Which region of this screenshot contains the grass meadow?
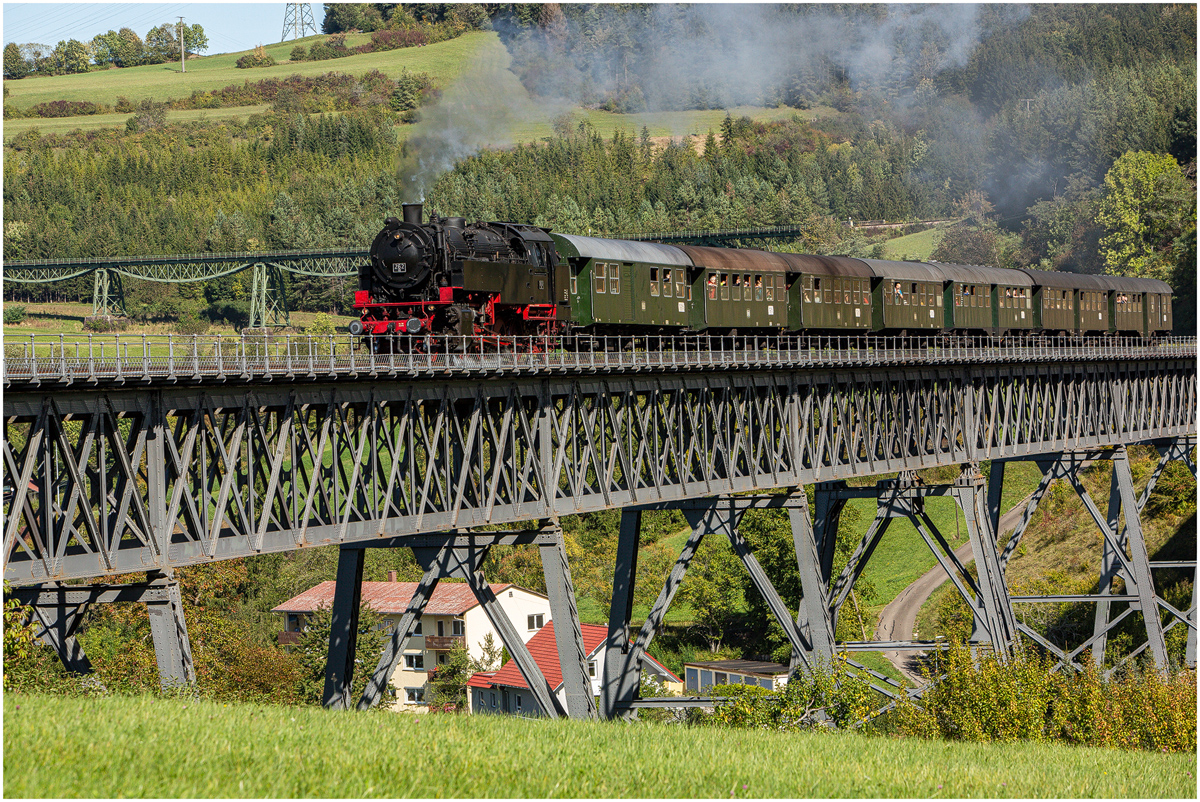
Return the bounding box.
[5,693,1195,798]
[881,226,947,261]
[2,31,489,111]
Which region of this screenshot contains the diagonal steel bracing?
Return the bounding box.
[3,357,1195,698]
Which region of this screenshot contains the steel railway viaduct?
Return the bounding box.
[3,336,1196,720]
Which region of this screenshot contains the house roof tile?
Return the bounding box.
[271,581,518,616]
[472,623,681,692]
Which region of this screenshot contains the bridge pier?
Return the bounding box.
[995,441,1195,673]
[11,571,195,689]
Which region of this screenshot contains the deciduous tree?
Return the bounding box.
[3,42,30,78]
[1097,150,1194,282]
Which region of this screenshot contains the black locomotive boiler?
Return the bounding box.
[353,203,568,346]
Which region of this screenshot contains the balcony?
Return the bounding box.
[423,635,465,651]
[278,631,301,646]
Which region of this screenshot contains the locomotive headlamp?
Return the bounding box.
[405,318,423,334]
[348,320,364,336]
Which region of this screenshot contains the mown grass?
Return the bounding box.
[4,693,1194,798]
[881,226,948,261]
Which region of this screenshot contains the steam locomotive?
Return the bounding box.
[352,203,1173,349]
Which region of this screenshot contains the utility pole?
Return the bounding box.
[177,16,186,73]
[282,3,318,42]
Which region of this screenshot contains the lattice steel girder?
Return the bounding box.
[3,249,366,284]
[4,358,1195,586]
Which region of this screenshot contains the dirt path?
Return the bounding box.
[873,494,1034,684]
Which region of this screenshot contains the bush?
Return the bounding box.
[3,304,28,324]
[174,312,210,335]
[892,643,1197,752]
[82,315,128,332]
[27,99,111,118]
[236,45,275,69]
[205,300,250,330]
[289,45,307,62]
[124,99,166,132]
[708,658,876,730]
[371,28,427,51]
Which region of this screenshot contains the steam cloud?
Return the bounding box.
[401,4,1031,203]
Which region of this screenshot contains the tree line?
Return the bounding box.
[3,23,208,79]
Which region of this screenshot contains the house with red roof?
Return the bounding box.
[467,621,683,716]
[273,574,550,708]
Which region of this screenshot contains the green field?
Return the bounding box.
[2,31,491,112]
[5,693,1194,798]
[881,226,948,261]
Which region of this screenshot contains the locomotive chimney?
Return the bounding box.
[401,203,423,225]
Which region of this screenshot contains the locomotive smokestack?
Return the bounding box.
[402,203,423,225]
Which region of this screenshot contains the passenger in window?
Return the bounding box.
[894,282,903,301]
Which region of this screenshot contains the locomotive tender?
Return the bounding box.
[354,203,1173,347]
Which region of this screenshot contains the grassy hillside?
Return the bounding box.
[5,693,1194,798]
[3,29,814,145]
[2,31,491,111]
[881,226,948,261]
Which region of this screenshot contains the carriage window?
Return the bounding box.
[570,274,577,295]
[843,282,851,305]
[610,266,620,295]
[708,273,717,299]
[765,278,774,302]
[755,275,764,301]
[803,277,813,303]
[720,273,729,301]
[732,274,742,301]
[594,262,606,294]
[650,267,659,296]
[687,283,692,301]
[832,279,840,304]
[663,269,672,297]
[936,290,942,306]
[744,274,751,297]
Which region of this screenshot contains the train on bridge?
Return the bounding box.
[353,203,1173,350]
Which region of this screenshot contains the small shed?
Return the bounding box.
[683,659,791,693]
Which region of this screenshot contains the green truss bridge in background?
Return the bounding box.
[3,248,370,329]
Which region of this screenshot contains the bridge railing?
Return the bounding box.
[2,333,1194,385]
